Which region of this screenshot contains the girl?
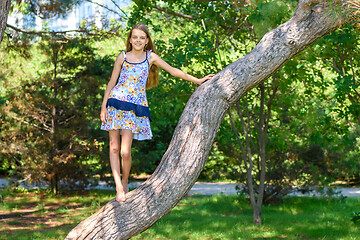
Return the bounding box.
[100,23,214,202]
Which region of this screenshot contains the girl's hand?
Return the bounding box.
[198,74,215,85]
[100,107,108,124]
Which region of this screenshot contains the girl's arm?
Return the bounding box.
[100,53,124,123]
[151,53,214,85]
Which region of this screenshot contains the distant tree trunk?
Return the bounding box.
[255,84,267,225]
[0,0,11,44]
[249,81,274,225]
[66,1,348,239]
[49,172,58,195]
[232,93,266,225]
[236,83,268,226]
[39,40,61,195]
[50,42,59,195]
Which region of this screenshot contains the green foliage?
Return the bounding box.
[199,144,239,181]
[0,35,115,192]
[351,211,360,224]
[248,0,297,39]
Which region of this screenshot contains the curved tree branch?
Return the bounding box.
[6,24,97,36]
[155,5,195,20]
[66,1,349,239]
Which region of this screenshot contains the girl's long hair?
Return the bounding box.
[125,23,159,89]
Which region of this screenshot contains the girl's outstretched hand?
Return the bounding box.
[100,107,108,124]
[198,74,215,85]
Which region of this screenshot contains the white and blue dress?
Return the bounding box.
[101,51,153,140]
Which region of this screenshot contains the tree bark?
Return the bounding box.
[66,1,348,239]
[0,0,11,44]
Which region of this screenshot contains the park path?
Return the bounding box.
[1,178,359,197]
[130,181,360,197]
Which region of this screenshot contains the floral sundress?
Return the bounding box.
[101,51,152,140]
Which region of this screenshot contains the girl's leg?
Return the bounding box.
[120,129,134,193]
[109,129,126,202]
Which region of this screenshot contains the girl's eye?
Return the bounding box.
[132,36,146,40]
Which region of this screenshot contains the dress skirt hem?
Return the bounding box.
[101,107,152,141]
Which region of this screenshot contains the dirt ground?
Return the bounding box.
[0,191,93,236]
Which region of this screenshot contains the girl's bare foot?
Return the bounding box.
[116,188,126,202]
[122,181,129,194]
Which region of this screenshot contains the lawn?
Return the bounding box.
[0,187,359,240]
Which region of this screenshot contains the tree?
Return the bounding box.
[1,0,131,193]
[227,78,278,225]
[66,1,350,239]
[1,35,112,194]
[0,0,11,44]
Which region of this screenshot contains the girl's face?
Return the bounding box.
[130,29,148,51]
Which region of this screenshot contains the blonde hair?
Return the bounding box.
[126,23,159,89]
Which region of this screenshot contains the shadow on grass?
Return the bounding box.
[0,189,115,240]
[0,223,76,240]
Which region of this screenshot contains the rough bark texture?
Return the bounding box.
[0,0,11,44]
[67,1,347,239]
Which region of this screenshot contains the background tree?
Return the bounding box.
[1,34,114,194]
[1,0,130,191]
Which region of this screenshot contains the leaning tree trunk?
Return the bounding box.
[0,0,11,44]
[67,1,348,239]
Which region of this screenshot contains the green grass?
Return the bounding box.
[134,195,360,240]
[0,188,359,240]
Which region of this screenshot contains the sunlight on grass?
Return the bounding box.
[0,188,359,240]
[134,195,360,240]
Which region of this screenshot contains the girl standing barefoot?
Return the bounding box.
[100,23,214,202]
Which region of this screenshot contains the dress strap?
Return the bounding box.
[122,51,126,60]
[146,50,152,59]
